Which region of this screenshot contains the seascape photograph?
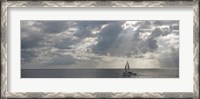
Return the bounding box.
[21,20,179,78]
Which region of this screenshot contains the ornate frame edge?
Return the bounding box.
[193,1,199,99]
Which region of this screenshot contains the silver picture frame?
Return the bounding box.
[1,1,199,98]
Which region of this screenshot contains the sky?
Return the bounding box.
[21,20,179,69]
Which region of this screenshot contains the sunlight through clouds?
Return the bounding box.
[21,20,179,69]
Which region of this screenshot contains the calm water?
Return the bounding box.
[21,69,178,78]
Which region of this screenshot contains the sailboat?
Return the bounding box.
[121,61,137,77]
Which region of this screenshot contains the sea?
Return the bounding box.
[21,68,179,78]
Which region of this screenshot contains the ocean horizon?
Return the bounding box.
[21,68,179,78]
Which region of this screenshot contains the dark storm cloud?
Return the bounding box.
[153,20,179,26]
[21,21,76,63]
[33,21,72,34]
[139,37,158,53]
[21,50,38,65]
[140,22,178,52]
[92,22,124,55]
[73,21,108,38]
[76,21,108,27]
[92,21,178,59]
[151,28,168,38]
[53,38,76,49]
[21,34,44,49]
[171,25,179,30]
[138,27,171,53]
[74,28,92,38]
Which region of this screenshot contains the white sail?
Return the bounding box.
[125,61,130,73]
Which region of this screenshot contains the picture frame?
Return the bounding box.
[1,0,199,98]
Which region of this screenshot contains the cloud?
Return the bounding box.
[21,49,38,65]
[21,33,44,49]
[156,33,179,68]
[93,21,178,56]
[73,21,108,38]
[92,22,124,55]
[53,38,76,49]
[75,21,109,29]
[33,21,72,34]
[21,20,179,69]
[157,47,179,68]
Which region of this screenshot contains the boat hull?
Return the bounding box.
[121,72,137,77]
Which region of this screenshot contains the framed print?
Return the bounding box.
[1,1,199,98]
[20,20,180,78]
